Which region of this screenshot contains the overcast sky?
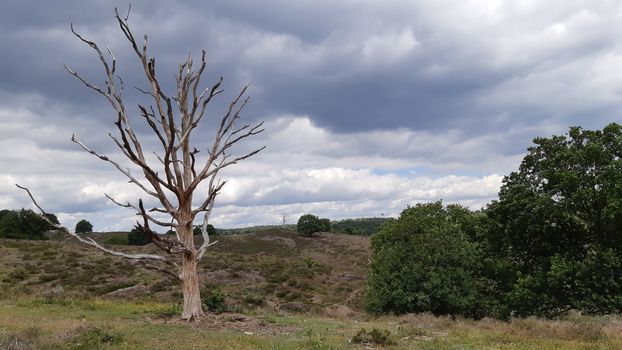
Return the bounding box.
[1,0,621,231]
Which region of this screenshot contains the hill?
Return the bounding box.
[0,228,370,315]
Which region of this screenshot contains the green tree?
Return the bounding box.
[487,123,622,316]
[297,214,327,236]
[75,219,93,234]
[0,209,54,240]
[366,202,501,318]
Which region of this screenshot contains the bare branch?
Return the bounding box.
[105,193,137,210]
[16,184,173,264]
[71,134,160,198]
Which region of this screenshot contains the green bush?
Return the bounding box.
[509,249,622,317]
[127,228,150,246]
[202,288,227,313]
[366,202,501,318]
[102,234,128,245]
[297,214,329,236]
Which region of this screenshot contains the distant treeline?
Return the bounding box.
[331,217,390,235]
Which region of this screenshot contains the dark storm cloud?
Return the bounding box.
[3,0,621,141]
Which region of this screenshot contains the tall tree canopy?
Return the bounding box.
[487,123,622,316]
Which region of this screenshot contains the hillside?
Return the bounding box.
[0,228,370,315]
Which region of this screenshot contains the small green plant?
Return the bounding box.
[304,328,332,350]
[351,328,395,346]
[303,256,317,269]
[202,288,227,313]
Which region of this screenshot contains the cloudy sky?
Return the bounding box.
[1,0,621,231]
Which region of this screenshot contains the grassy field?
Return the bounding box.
[1,229,621,349]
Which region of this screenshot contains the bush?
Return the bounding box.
[202,288,227,313]
[127,228,150,246]
[74,219,93,234]
[509,249,622,317]
[351,328,395,346]
[366,202,501,318]
[102,234,128,245]
[297,214,329,236]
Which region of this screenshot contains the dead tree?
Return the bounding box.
[18,7,264,321]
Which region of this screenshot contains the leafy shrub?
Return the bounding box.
[366,201,501,318]
[509,249,622,317]
[102,234,128,245]
[127,228,150,246]
[202,288,227,313]
[297,214,329,236]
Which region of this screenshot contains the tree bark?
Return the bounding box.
[178,205,205,320]
[180,251,204,320]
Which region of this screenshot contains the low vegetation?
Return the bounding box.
[1,227,621,349]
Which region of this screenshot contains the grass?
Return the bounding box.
[0,298,620,349]
[0,230,621,349]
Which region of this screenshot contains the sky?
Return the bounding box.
[1,0,621,231]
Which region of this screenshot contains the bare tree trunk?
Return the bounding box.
[178,202,205,320]
[181,251,204,320]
